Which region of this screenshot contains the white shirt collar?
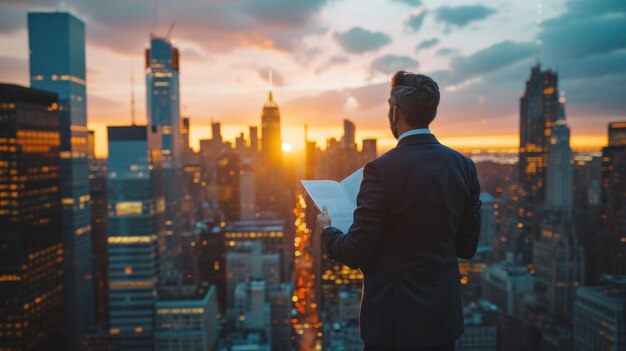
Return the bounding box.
[397,128,432,142]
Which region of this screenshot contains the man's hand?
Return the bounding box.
[317,206,331,230]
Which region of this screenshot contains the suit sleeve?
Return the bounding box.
[455,159,482,259]
[321,162,386,269]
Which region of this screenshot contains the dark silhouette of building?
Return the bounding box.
[217,152,241,221]
[0,83,64,350]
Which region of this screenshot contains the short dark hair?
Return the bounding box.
[389,71,440,127]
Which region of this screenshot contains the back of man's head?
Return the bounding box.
[390,71,440,128]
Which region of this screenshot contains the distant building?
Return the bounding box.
[216,152,241,221]
[233,280,271,348]
[240,161,256,220]
[269,284,292,350]
[574,274,626,351]
[362,138,377,162]
[0,84,64,350]
[154,284,219,351]
[545,100,573,219]
[601,121,626,274]
[107,125,164,349]
[258,87,283,215]
[533,221,584,322]
[456,301,499,351]
[341,119,356,150]
[479,193,496,248]
[482,258,535,316]
[28,12,94,348]
[226,242,280,308]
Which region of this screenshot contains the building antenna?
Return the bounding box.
[165,22,176,40]
[304,124,308,142]
[535,0,543,65]
[130,61,136,126]
[268,68,274,102]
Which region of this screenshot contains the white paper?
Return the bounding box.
[301,167,363,233]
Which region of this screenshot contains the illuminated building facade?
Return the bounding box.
[154,284,218,351]
[259,88,283,214]
[481,259,535,316]
[145,36,183,258]
[479,192,496,248]
[107,125,164,349]
[269,283,293,350]
[28,12,94,348]
[0,84,64,350]
[221,220,289,281]
[216,152,241,221]
[518,64,560,261]
[601,121,626,274]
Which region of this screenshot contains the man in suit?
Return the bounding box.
[317,71,482,351]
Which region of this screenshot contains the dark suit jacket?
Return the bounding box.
[322,133,482,348]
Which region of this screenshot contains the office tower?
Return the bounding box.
[182,163,204,224]
[533,221,585,322]
[216,152,241,221]
[233,280,271,348]
[107,125,164,350]
[601,121,626,274]
[240,161,256,220]
[481,259,535,316]
[259,87,283,214]
[573,274,626,351]
[88,131,110,326]
[269,284,293,350]
[221,220,289,281]
[362,138,377,162]
[154,284,219,351]
[180,116,192,164]
[249,126,259,155]
[225,242,280,308]
[517,65,560,260]
[479,192,496,248]
[0,84,64,350]
[326,289,361,350]
[28,12,94,348]
[342,119,356,150]
[608,121,626,146]
[304,126,317,180]
[145,35,183,257]
[212,122,223,146]
[545,99,573,219]
[194,222,227,310]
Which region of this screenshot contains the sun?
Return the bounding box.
[282,143,293,152]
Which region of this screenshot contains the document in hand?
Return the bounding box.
[301,167,363,233]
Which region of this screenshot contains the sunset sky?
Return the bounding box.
[1,0,624,157]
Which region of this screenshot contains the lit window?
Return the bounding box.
[115,202,143,216]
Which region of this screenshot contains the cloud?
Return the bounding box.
[434,5,496,28]
[436,48,457,56]
[449,41,534,79]
[416,38,438,51]
[540,0,626,59]
[316,56,350,73]
[370,55,419,75]
[391,0,422,6]
[0,0,331,60]
[255,67,285,87]
[333,27,392,54]
[404,12,427,32]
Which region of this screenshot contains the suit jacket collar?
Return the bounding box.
[396,133,440,146]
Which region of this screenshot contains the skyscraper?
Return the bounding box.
[517,64,560,261]
[259,88,283,214]
[601,121,626,274]
[216,152,241,221]
[28,12,94,349]
[545,97,573,219]
[145,35,183,262]
[0,84,64,350]
[107,125,164,350]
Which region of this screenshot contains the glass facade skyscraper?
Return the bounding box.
[27,12,94,349]
[107,125,164,350]
[145,36,184,266]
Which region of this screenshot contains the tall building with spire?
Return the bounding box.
[28,12,94,349]
[517,64,560,261]
[145,35,184,273]
[259,79,283,214]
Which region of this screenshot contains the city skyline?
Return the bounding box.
[1,0,624,156]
